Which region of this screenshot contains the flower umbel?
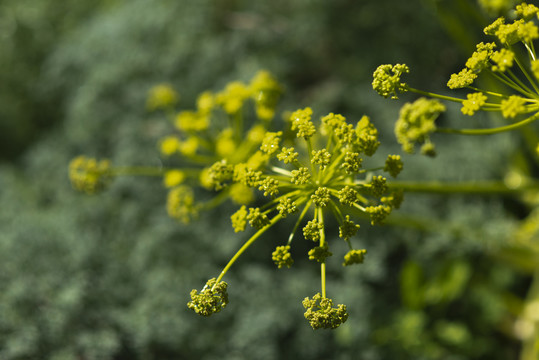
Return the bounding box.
[395,98,446,156]
[197,108,403,328]
[187,278,229,316]
[69,156,111,194]
[303,293,349,330]
[372,64,410,99]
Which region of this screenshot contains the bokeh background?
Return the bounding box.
[1,0,536,359]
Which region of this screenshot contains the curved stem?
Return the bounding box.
[214,214,283,287]
[436,112,539,135]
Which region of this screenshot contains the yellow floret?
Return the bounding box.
[447,69,477,89]
[146,84,178,110]
[461,92,487,116]
[163,170,186,188]
[160,136,181,156]
[216,81,251,114]
[229,183,255,205]
[500,95,527,118]
[196,91,214,114]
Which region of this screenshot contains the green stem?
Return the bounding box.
[110,166,166,177]
[467,86,505,98]
[214,214,283,287]
[436,111,539,135]
[317,206,326,298]
[388,180,539,194]
[407,87,465,103]
[288,198,312,244]
[491,70,535,98]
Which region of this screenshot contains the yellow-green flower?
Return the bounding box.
[461,92,487,116]
[68,155,111,194]
[146,84,178,110]
[500,95,527,118]
[163,170,185,188]
[447,68,477,89]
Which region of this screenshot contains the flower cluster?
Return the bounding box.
[70,72,404,329]
[302,293,349,330]
[373,2,539,152]
[68,155,112,194]
[189,107,403,329]
[395,98,446,156]
[187,278,229,316]
[69,71,283,224]
[372,64,410,99]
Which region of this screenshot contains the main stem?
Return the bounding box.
[318,206,326,298]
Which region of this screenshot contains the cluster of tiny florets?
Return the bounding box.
[247,207,270,229]
[303,293,349,330]
[187,278,229,316]
[272,245,294,268]
[69,156,111,194]
[384,155,404,178]
[167,186,199,223]
[343,249,367,266]
[372,64,410,99]
[72,70,406,330]
[395,98,445,156]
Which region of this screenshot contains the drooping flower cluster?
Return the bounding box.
[190,107,404,329]
[373,2,539,153]
[302,293,349,329]
[187,278,229,316]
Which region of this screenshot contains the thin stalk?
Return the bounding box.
[288,198,312,244]
[317,206,326,298]
[214,214,283,287]
[110,166,165,177]
[407,87,465,103]
[388,180,539,194]
[436,111,539,135]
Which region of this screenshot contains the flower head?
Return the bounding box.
[342,249,367,266]
[146,84,178,110]
[302,293,348,330]
[465,42,496,73]
[167,186,198,223]
[339,216,360,241]
[500,95,527,118]
[308,243,332,263]
[231,205,248,232]
[516,3,539,20]
[187,278,229,317]
[69,156,111,194]
[372,64,410,99]
[491,48,515,72]
[384,155,404,178]
[250,70,282,121]
[461,92,488,116]
[395,98,445,155]
[447,68,477,89]
[272,245,294,268]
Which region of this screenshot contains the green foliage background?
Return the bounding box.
[0,0,532,359]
